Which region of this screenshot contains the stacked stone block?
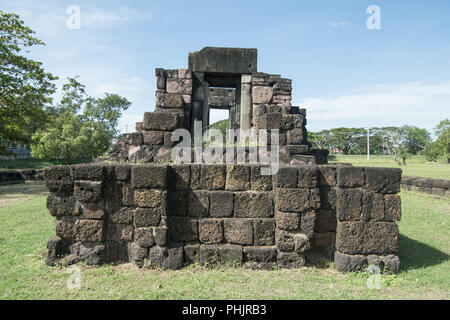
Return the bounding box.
[334,166,402,273]
[111,68,193,163]
[44,162,402,273]
[251,72,317,164]
[273,166,321,267]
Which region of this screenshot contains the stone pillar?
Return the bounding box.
[240,74,252,131]
[192,72,205,131]
[202,81,209,130]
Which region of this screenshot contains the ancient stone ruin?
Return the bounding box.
[44,47,402,273]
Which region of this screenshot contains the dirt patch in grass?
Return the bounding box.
[0,183,48,207]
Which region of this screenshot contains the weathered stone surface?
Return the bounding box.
[156,92,184,108]
[259,113,281,130]
[362,192,385,221]
[131,132,143,146]
[153,227,168,247]
[253,218,275,246]
[143,112,179,131]
[170,217,198,242]
[170,165,190,190]
[298,166,319,188]
[210,191,234,218]
[134,189,167,210]
[226,165,250,191]
[367,254,400,273]
[277,251,305,268]
[166,78,192,95]
[301,210,316,238]
[250,166,272,191]
[253,86,273,104]
[134,227,155,247]
[273,166,298,188]
[287,128,305,145]
[46,236,70,266]
[47,194,76,217]
[199,244,220,265]
[243,246,277,262]
[337,166,365,188]
[167,191,188,216]
[276,188,310,213]
[188,47,257,74]
[199,219,223,244]
[318,165,337,187]
[320,187,336,210]
[114,164,131,181]
[294,234,311,253]
[365,167,402,194]
[74,181,103,203]
[75,220,105,242]
[131,165,168,189]
[200,165,226,190]
[149,244,184,269]
[336,188,363,221]
[142,131,164,145]
[184,243,200,264]
[44,166,73,194]
[76,202,105,219]
[107,222,133,242]
[75,242,106,265]
[128,242,149,268]
[334,251,368,272]
[336,221,399,255]
[219,244,243,265]
[275,229,294,251]
[188,190,210,218]
[223,219,253,245]
[71,164,105,181]
[276,211,300,230]
[315,210,336,233]
[384,194,401,221]
[55,219,76,240]
[134,207,161,227]
[234,192,273,218]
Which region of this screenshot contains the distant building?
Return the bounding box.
[0,144,32,160]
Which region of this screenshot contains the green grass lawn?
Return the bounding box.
[0,183,448,299]
[332,154,450,180]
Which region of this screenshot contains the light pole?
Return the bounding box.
[367,127,370,160]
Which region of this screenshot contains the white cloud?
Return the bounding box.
[82,6,153,27]
[94,76,147,96]
[330,21,351,28]
[297,81,450,131]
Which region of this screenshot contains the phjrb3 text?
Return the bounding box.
[182,304,267,317]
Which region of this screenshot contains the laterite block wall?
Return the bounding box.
[44,163,402,273]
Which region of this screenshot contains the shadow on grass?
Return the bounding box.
[399,234,449,271]
[0,182,48,196]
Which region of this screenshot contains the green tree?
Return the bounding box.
[328,127,365,154]
[0,11,57,155]
[31,78,130,164]
[433,119,450,163]
[400,125,430,155]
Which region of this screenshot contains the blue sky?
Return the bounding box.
[2,0,449,134]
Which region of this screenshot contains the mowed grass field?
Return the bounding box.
[332,155,450,180]
[0,182,448,300]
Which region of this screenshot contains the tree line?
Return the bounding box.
[1,11,130,164]
[309,122,449,164]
